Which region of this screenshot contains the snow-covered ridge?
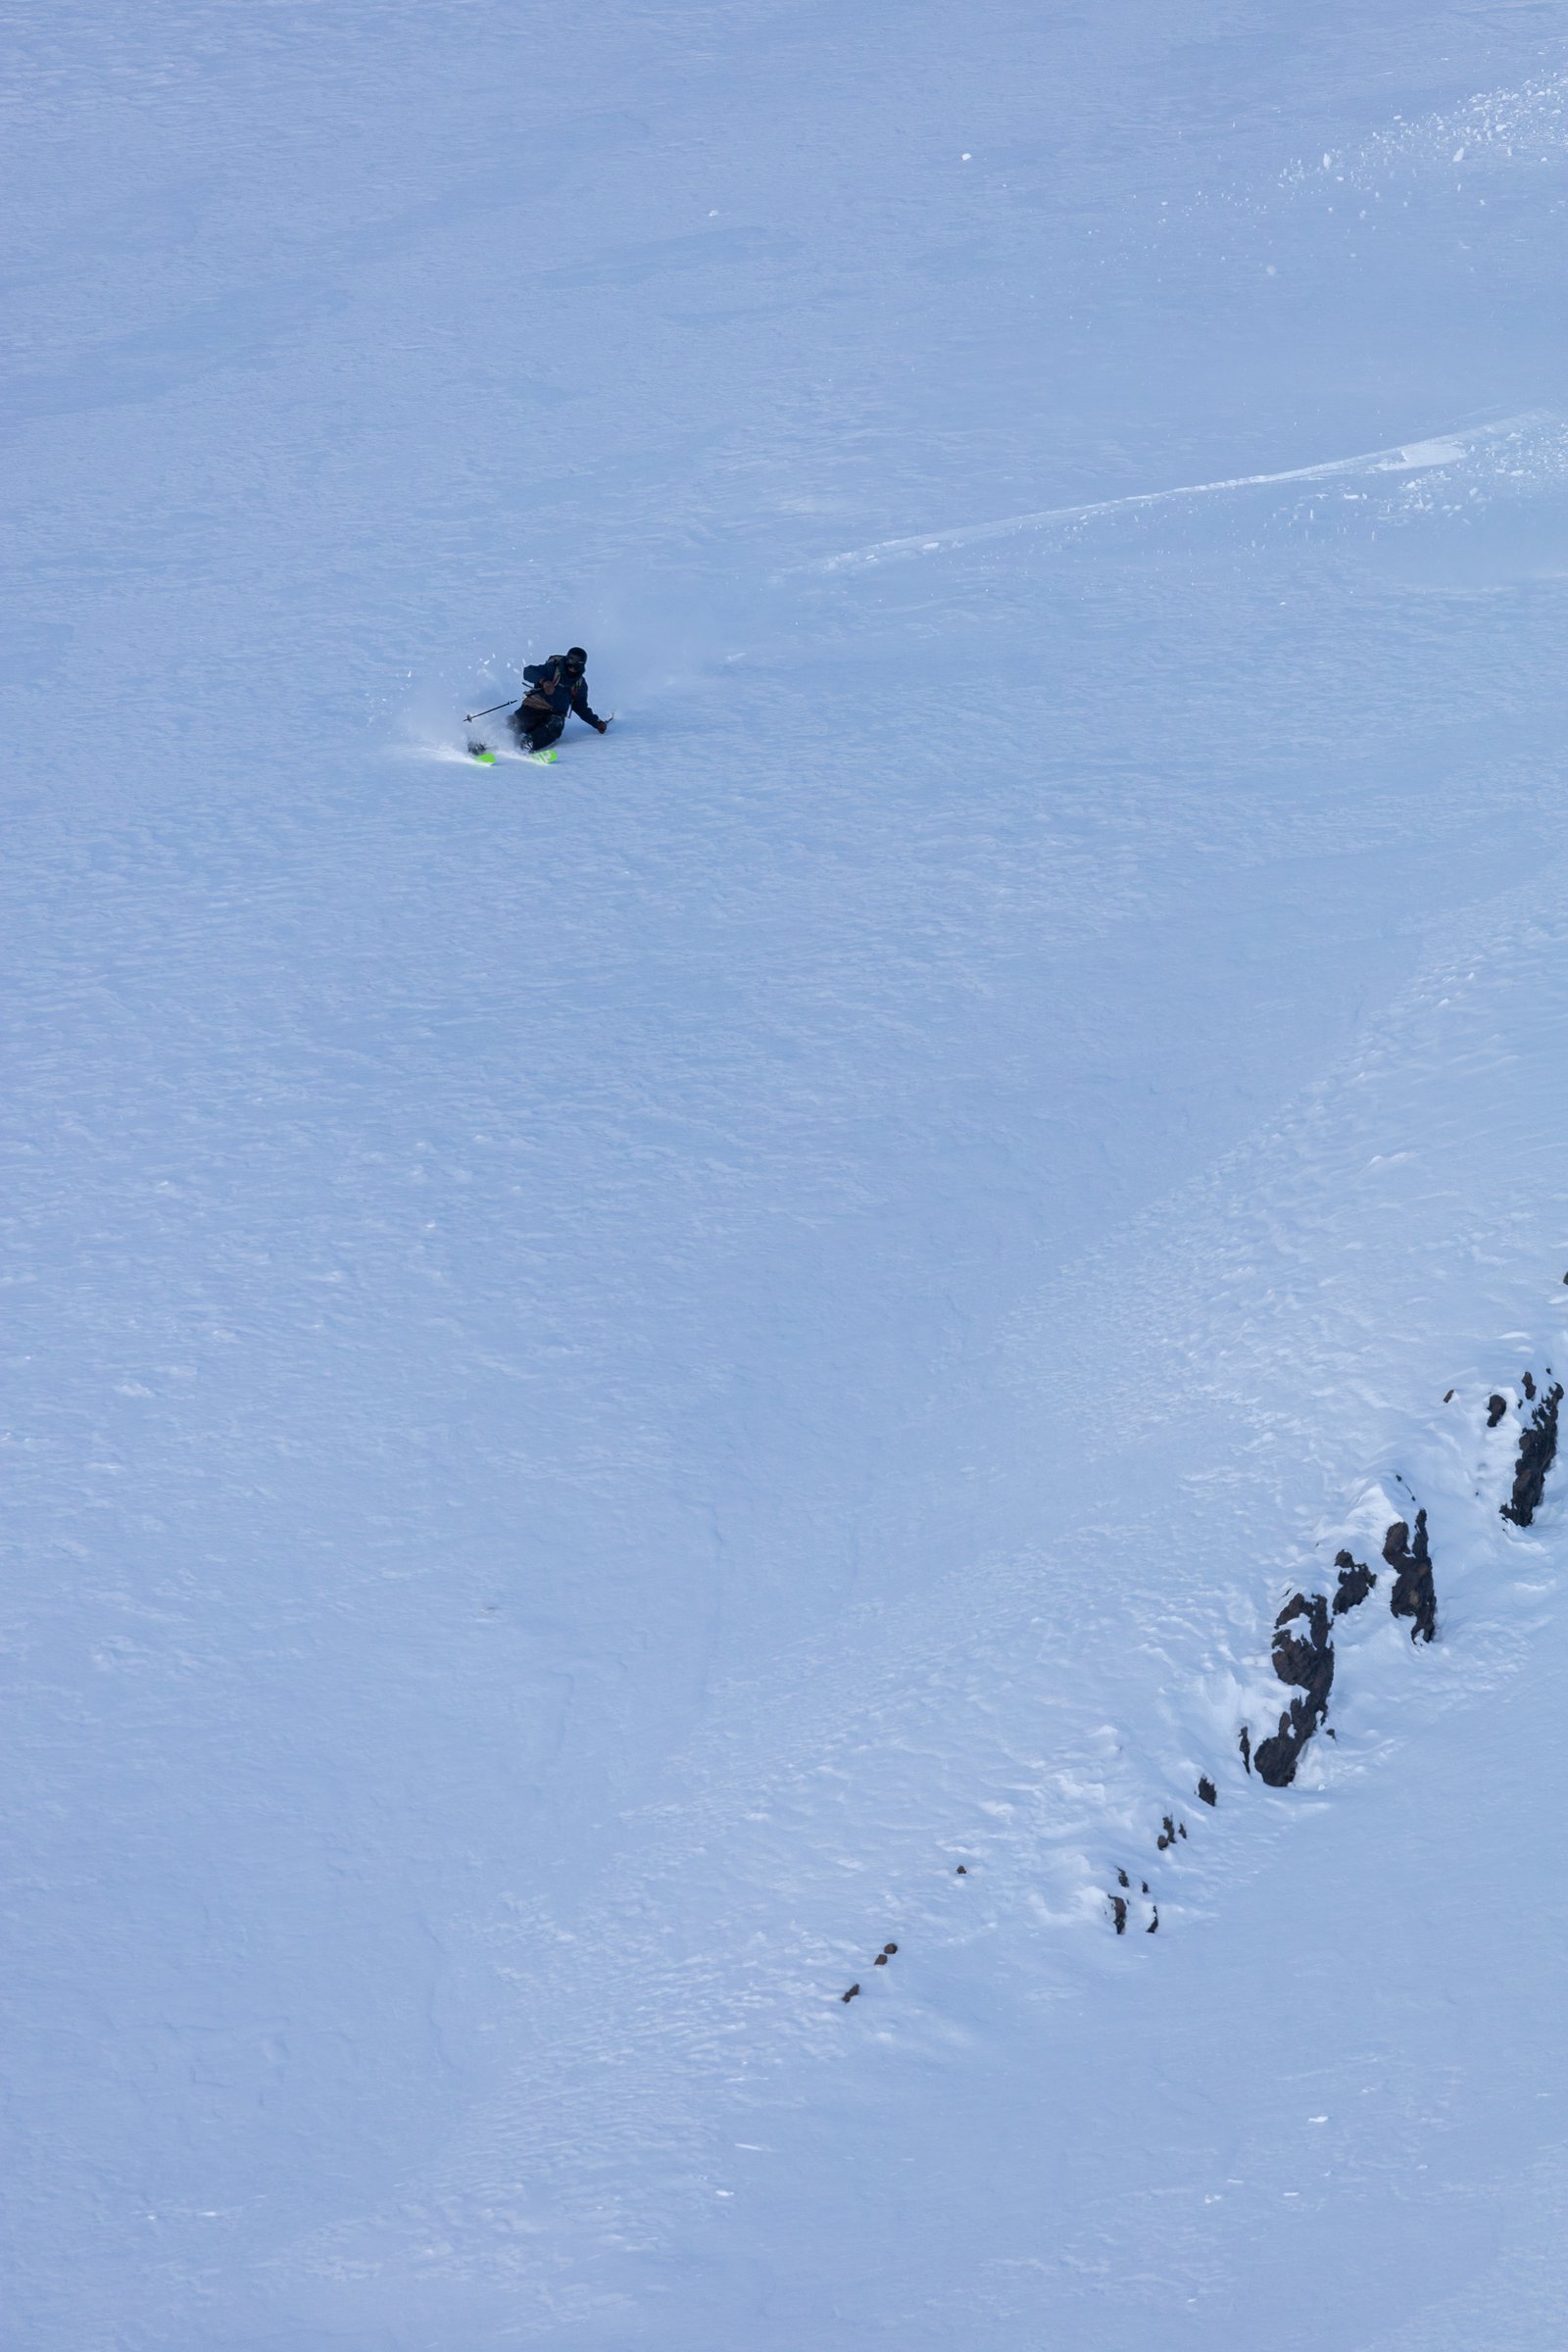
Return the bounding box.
[271,864,1568,2339]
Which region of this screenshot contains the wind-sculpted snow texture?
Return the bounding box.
[7,4,1568,2349]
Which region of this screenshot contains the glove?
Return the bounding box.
[595,717,610,734]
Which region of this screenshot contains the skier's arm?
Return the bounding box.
[570,681,609,732]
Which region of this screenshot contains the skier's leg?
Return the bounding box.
[510,706,560,753]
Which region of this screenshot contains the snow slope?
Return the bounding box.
[4,3,1568,2345]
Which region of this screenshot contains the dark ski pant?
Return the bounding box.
[510,708,564,755]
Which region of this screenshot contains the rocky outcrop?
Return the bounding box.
[1332,1549,1376,1615]
[1095,1343,1563,1941]
[1383,1511,1437,1642]
[1272,1592,1334,1695]
[1500,1379,1563,1529]
[1252,1590,1336,1787]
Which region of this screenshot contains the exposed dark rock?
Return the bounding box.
[1252,1590,1338,1785]
[883,1942,898,1955]
[842,1984,860,2002]
[1147,1906,1159,1934]
[1332,1549,1377,1616]
[1239,1725,1251,1775]
[1177,1820,1187,1838]
[1198,1777,1217,1806]
[956,1865,967,1875]
[1501,1382,1564,1528]
[1384,1511,1437,1642]
[1273,1592,1335,1705]
[1141,1881,1149,1894]
[1253,1698,1323,1788]
[1111,1895,1128,1935]
[1444,1389,1454,1402]
[1488,1395,1508,1429]
[1524,1371,1537,1401]
[1117,1869,1130,1888]
[874,1952,888,1965]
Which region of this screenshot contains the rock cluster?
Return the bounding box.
[1089,1362,1561,1942]
[1501,1378,1563,1529]
[1383,1511,1437,1643]
[841,1358,1564,1989]
[1253,1589,1338,1787]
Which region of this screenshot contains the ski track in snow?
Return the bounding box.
[809,414,1549,574]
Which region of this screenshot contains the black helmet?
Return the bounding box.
[564,646,587,669]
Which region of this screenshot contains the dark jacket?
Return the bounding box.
[516,657,606,735]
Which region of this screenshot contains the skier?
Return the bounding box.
[510,647,610,755]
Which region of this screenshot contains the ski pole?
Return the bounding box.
[465,698,515,722]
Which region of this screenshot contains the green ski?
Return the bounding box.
[466,740,559,767]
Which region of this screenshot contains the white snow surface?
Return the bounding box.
[5,4,1568,2346]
